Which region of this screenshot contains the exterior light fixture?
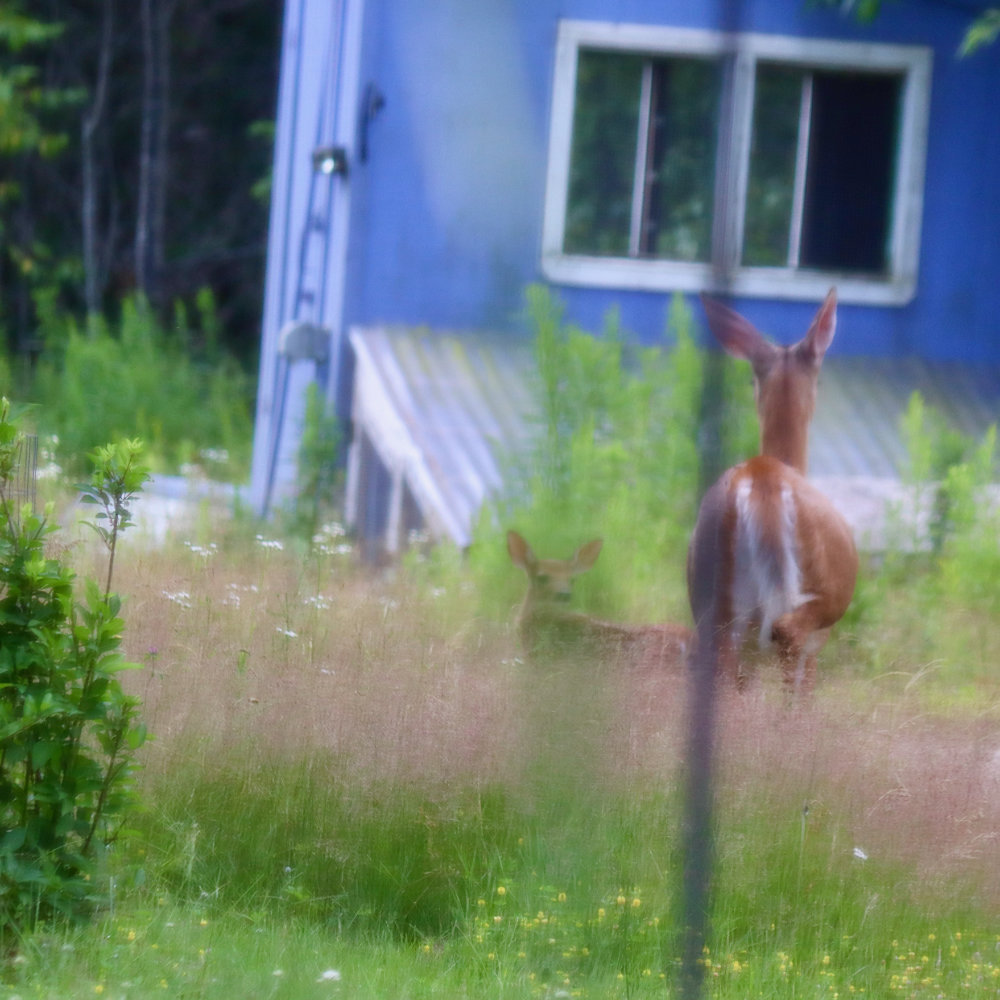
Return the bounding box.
[278,320,331,363]
[311,146,348,177]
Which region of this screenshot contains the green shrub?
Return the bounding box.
[0,409,148,932]
[142,759,530,939]
[856,391,1000,688]
[473,286,755,624]
[285,381,342,541]
[23,293,252,480]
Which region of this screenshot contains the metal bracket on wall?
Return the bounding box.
[358,82,385,163]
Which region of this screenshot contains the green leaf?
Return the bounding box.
[1,825,28,852]
[30,740,60,769]
[959,9,1000,56]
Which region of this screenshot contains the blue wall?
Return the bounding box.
[339,0,1000,360]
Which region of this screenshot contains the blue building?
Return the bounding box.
[250,1,1000,553]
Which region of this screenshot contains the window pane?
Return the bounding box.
[744,64,802,266]
[801,71,901,273]
[564,50,642,255]
[643,58,720,262]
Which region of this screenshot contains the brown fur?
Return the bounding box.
[688,290,859,693]
[507,530,690,671]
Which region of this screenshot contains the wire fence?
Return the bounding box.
[2,433,39,530]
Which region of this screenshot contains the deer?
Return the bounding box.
[507,529,690,670]
[686,289,858,694]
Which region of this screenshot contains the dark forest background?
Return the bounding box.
[1,0,282,369]
[2,0,995,480]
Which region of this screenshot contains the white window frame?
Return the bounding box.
[541,20,933,305]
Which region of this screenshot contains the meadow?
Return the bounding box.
[3,495,1000,1000]
[5,292,1000,998]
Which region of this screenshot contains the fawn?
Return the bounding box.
[507,530,690,670]
[687,290,858,693]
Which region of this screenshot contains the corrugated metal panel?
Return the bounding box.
[346,326,536,550]
[346,325,1000,552]
[812,358,1000,477]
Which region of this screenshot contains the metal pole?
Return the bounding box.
[677,0,744,995]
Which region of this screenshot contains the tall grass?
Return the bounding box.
[845,393,1000,700]
[6,289,1000,996]
[8,292,253,480]
[472,289,756,627]
[5,504,1000,997]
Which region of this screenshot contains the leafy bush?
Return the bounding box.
[0,409,148,931]
[856,391,1000,685]
[18,293,252,480]
[473,286,755,623]
[284,381,342,541]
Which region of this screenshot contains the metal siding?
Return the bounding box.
[346,326,1000,553]
[249,0,308,511]
[250,0,364,514]
[255,1,1000,532]
[339,2,1000,361]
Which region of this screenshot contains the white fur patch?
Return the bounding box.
[732,480,813,647]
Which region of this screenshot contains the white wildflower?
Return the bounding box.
[162,590,193,609]
[36,459,63,480]
[184,541,218,559]
[200,447,229,464]
[313,522,353,556]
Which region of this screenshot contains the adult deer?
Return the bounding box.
[507,530,690,669]
[686,289,858,693]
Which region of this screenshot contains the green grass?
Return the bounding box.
[7,900,1000,999]
[4,516,1000,999]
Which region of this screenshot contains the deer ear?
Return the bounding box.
[507,530,535,571]
[798,287,837,364]
[700,294,778,367]
[572,538,603,574]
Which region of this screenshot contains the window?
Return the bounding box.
[542,22,932,304]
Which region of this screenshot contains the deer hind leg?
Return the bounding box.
[720,622,749,691]
[772,616,830,696]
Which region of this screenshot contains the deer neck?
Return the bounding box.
[760,424,809,474]
[757,370,813,475]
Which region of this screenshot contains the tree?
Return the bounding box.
[81,0,113,318]
[814,0,1000,55]
[135,0,171,307]
[960,9,1000,55]
[0,3,81,354]
[0,6,68,157]
[0,0,280,362]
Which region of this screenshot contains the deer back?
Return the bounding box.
[687,291,857,689]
